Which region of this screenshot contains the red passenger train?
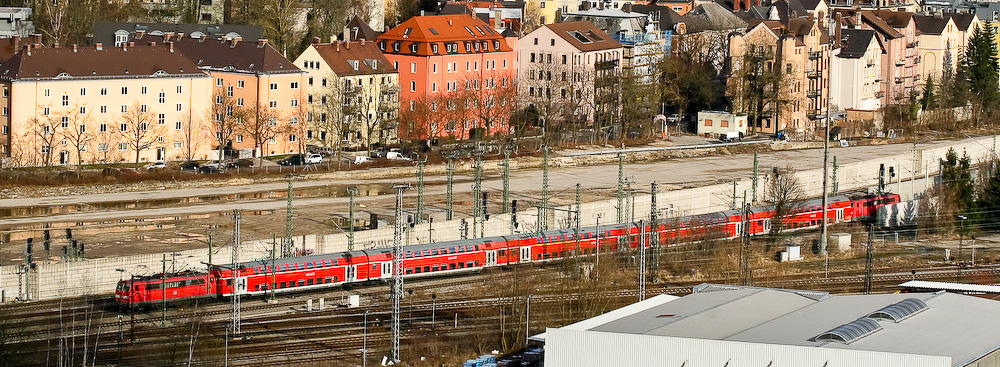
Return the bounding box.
[116,193,899,306]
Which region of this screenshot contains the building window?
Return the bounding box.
[79,106,86,114]
[432,82,437,92]
[291,99,299,107]
[158,114,166,124]
[269,100,277,108]
[410,62,417,73]
[308,77,313,86]
[176,85,183,93]
[118,143,128,151]
[237,98,244,106]
[237,80,244,89]
[433,63,438,73]
[176,103,182,111]
[62,95,69,106]
[704,119,712,126]
[174,141,183,149]
[100,106,107,114]
[534,38,538,45]
[175,121,182,130]
[44,89,50,97]
[80,88,87,96]
[291,81,299,89]
[410,81,416,92]
[99,124,107,132]
[159,92,166,103]
[140,105,148,112]
[289,134,297,142]
[270,83,278,90]
[321,78,327,87]
[721,120,729,127]
[121,87,128,95]
[100,88,107,96]
[236,134,244,143]
[216,78,223,87]
[141,86,147,94]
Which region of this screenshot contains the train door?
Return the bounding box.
[520,246,531,263]
[836,209,844,223]
[485,250,498,266]
[762,219,771,233]
[381,261,392,278]
[346,265,358,282]
[232,276,247,296]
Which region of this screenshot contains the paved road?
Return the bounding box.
[0,136,988,227]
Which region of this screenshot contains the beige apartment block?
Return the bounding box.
[295,38,400,151]
[729,18,831,138]
[518,21,624,129]
[913,12,981,83]
[133,33,307,158]
[0,43,212,167]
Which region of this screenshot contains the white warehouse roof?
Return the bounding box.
[542,284,1000,367]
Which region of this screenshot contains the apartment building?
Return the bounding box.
[378,14,517,140]
[518,21,624,128]
[728,18,831,137]
[133,33,307,157]
[831,29,883,114]
[837,10,918,105]
[0,43,212,166]
[913,12,981,82]
[294,38,400,150]
[563,4,667,80]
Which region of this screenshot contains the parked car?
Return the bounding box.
[305,153,323,164]
[226,159,254,168]
[386,151,411,161]
[199,163,226,174]
[278,155,306,166]
[144,161,167,170]
[344,155,372,165]
[719,131,743,142]
[667,114,680,123]
[312,147,334,156]
[179,161,200,171]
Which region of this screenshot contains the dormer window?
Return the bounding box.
[432,43,439,53]
[348,60,359,70]
[393,42,400,52]
[465,42,471,52]
[153,70,168,76]
[494,40,500,49]
[410,43,418,53]
[379,41,386,50]
[56,72,71,79]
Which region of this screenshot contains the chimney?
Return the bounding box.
[313,36,321,44]
[344,26,351,42]
[257,39,268,47]
[360,39,366,46]
[53,41,59,48]
[177,32,185,38]
[834,12,842,43]
[330,35,337,43]
[336,41,340,51]
[164,31,174,41]
[345,41,350,49]
[22,44,30,56]
[72,44,78,52]
[622,3,632,13]
[32,33,41,45]
[166,41,174,52]
[149,41,157,47]
[136,29,145,38]
[95,42,103,51]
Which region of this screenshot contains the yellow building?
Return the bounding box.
[295,39,400,151]
[0,43,213,166]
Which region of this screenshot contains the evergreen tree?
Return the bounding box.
[941,148,976,216]
[959,25,1000,107]
[977,160,1000,230]
[920,75,937,111]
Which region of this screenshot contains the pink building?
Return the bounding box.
[378,14,517,140]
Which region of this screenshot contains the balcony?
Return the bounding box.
[895,78,904,84]
[808,51,823,60]
[907,41,919,48]
[875,91,885,98]
[806,70,821,78]
[895,60,905,66]
[807,110,821,120]
[807,90,821,98]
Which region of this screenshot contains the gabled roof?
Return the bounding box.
[874,9,914,28]
[93,22,262,47]
[0,34,40,64]
[311,41,398,77]
[685,3,747,31]
[773,0,809,20]
[838,29,877,58]
[945,11,977,31]
[912,14,954,35]
[633,5,687,32]
[0,44,207,81]
[343,15,379,41]
[543,21,624,52]
[132,34,302,75]
[798,0,823,11]
[377,14,513,56]
[861,10,904,39]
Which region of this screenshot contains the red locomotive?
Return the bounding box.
[116,193,899,306]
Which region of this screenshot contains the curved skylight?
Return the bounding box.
[868,298,928,322]
[815,318,882,344]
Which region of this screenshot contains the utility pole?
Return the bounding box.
[232,209,242,335]
[821,25,834,257]
[446,155,455,221]
[391,185,407,363]
[503,150,511,213]
[269,234,276,302]
[832,156,839,195]
[752,152,758,204]
[864,225,874,294]
[638,220,646,301]
[732,181,738,210]
[284,174,294,257]
[740,197,751,286]
[575,183,582,260]
[161,253,167,327]
[473,149,483,238]
[348,186,357,251]
[617,153,624,223]
[541,145,550,231]
[416,157,425,224]
[649,182,659,283]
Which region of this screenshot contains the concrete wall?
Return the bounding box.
[2,135,996,302]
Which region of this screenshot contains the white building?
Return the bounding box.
[696,111,748,137]
[832,29,884,112]
[540,284,1000,367]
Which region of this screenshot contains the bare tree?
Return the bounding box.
[460,70,517,140]
[90,126,123,164]
[58,105,96,169]
[257,0,305,57]
[207,89,245,165]
[401,93,452,140]
[25,110,62,167]
[764,164,804,234]
[288,89,310,156]
[179,107,209,161]
[346,75,400,154]
[117,101,167,164]
[728,44,792,134]
[240,101,283,166]
[316,75,351,160]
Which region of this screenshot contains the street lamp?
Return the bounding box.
[362,310,369,367]
[958,215,967,261]
[431,293,437,324]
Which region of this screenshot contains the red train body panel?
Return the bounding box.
[116,193,897,306]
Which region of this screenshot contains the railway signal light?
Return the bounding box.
[43,230,50,242]
[65,228,72,239]
[26,238,32,254]
[889,166,895,178]
[43,240,50,252]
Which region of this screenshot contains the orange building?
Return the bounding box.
[377,14,517,140]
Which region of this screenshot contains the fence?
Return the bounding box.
[2,136,995,302]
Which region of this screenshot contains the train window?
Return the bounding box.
[298,280,305,287]
[449,263,456,270]
[280,281,287,288]
[475,244,481,251]
[134,285,140,291]
[432,265,439,272]
[432,249,439,256]
[147,283,161,291]
[423,250,430,256]
[406,268,413,275]
[449,247,456,253]
[279,265,287,272]
[372,264,378,271]
[324,260,332,267]
[498,249,506,256]
[305,263,313,269]
[459,262,465,269]
[406,251,413,258]
[334,276,339,282]
[255,284,261,291]
[537,254,542,260]
[316,277,322,284]
[415,267,422,274]
[424,266,430,273]
[307,279,315,286]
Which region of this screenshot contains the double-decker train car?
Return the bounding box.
[116,193,900,306]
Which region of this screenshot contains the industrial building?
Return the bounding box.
[537,284,1000,367]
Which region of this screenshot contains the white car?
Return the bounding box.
[305,153,323,164]
[386,151,411,161]
[144,161,167,169]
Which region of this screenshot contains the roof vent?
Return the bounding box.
[814,318,882,344]
[95,43,102,51]
[868,298,928,322]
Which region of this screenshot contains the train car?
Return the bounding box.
[851,193,901,222]
[115,270,213,307]
[779,196,853,231]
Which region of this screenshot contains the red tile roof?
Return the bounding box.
[377,14,513,56]
[312,41,398,77]
[544,21,623,52]
[0,44,207,81]
[134,34,301,75]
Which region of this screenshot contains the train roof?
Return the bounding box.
[129,270,207,282]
